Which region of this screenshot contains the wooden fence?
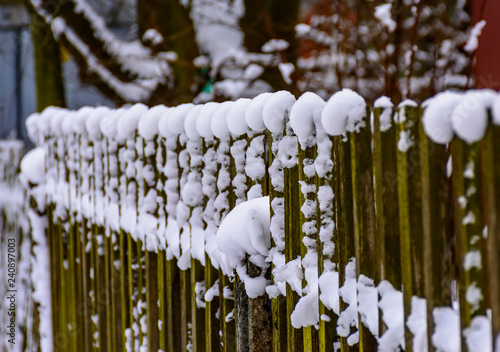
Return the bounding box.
[21,89,500,352]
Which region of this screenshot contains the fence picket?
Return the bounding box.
[480,121,500,350]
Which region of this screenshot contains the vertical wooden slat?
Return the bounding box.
[481,122,500,350]
[451,138,488,351]
[419,111,451,352]
[315,128,338,352]
[349,106,378,350]
[283,125,303,352]
[334,134,356,352]
[216,136,236,352]
[395,104,426,351]
[372,106,401,290]
[297,138,319,351]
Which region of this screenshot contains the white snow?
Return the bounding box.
[375,3,396,32]
[211,101,233,139]
[246,92,273,132]
[290,92,326,140]
[227,98,251,136]
[463,315,492,352]
[263,91,296,134]
[432,307,461,352]
[422,91,462,144]
[321,88,367,136]
[464,20,487,54]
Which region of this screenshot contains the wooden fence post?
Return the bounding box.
[480,120,500,350]
[451,137,488,351]
[395,103,426,351]
[418,109,451,352]
[349,106,378,350]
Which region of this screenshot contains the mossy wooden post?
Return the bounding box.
[267,130,287,352]
[418,111,450,352]
[134,133,147,352]
[245,131,273,352]
[202,137,221,352]
[480,121,500,349]
[451,138,488,351]
[315,128,338,352]
[156,135,168,352]
[372,106,401,290]
[78,133,92,352]
[164,136,183,352]
[216,136,236,352]
[67,130,80,352]
[395,104,426,351]
[230,133,252,352]
[141,134,160,352]
[185,136,207,352]
[177,134,193,351]
[349,106,378,349]
[334,133,356,351]
[283,124,303,352]
[123,135,139,351]
[297,135,319,351]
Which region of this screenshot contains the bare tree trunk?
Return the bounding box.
[31,11,66,111]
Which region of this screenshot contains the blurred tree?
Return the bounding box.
[24,0,477,106]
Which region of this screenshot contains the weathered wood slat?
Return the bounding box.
[349,106,378,350]
[480,122,500,351]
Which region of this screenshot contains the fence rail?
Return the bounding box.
[22,89,500,352]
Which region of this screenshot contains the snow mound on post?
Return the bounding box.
[167,103,194,135]
[321,88,366,136]
[432,307,461,352]
[116,103,148,140]
[196,102,219,138]
[451,89,497,144]
[227,98,251,136]
[492,95,500,126]
[290,92,326,140]
[422,91,462,144]
[215,196,271,297]
[246,92,273,132]
[184,105,203,140]
[86,106,110,138]
[211,101,233,138]
[138,105,167,140]
[263,91,296,133]
[157,108,174,138]
[20,148,46,186]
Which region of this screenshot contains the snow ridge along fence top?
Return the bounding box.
[21,89,500,352]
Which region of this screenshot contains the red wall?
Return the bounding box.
[473,0,500,90]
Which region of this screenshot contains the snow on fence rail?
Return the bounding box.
[23,88,500,352]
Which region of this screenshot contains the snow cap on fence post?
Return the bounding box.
[116,103,149,140]
[38,106,64,138]
[263,90,296,133]
[100,108,122,139]
[158,108,174,138]
[50,109,67,137]
[73,106,94,135]
[321,88,367,136]
[166,103,194,135]
[196,102,219,138]
[227,98,252,136]
[184,104,204,140]
[25,112,40,143]
[450,89,497,144]
[246,92,273,132]
[138,105,167,140]
[86,106,110,139]
[373,96,394,132]
[422,91,462,144]
[493,95,500,126]
[290,92,326,140]
[211,101,233,139]
[62,110,77,136]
